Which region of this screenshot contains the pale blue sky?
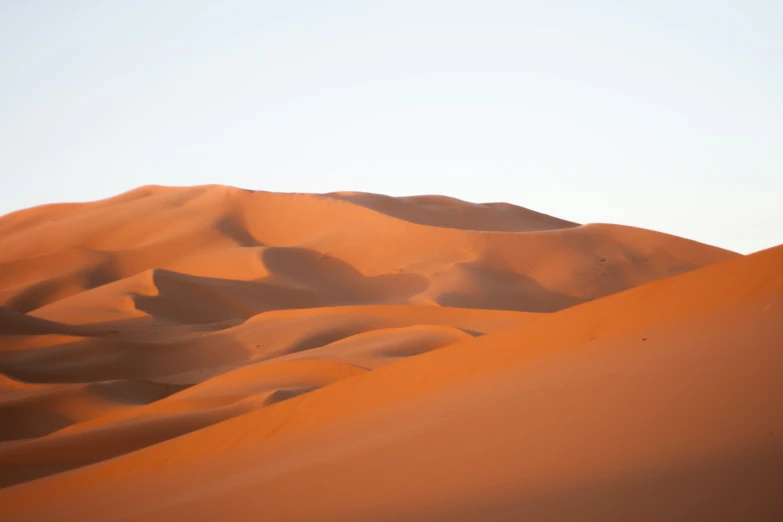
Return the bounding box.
[1,1,781,253]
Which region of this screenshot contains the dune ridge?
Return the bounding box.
[1,185,777,522]
[0,186,735,314]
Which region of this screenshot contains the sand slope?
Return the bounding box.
[1,242,779,522]
[1,186,775,521]
[0,185,734,314]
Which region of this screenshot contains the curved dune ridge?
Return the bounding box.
[1,185,779,521]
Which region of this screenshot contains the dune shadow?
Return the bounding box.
[325,192,578,232]
[435,264,581,313]
[86,379,190,405]
[3,253,122,313]
[214,216,263,247]
[283,324,379,356]
[0,405,73,442]
[131,247,428,325]
[4,278,77,314]
[0,327,249,384]
[261,247,428,305]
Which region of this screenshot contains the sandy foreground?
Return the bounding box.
[0,186,780,521]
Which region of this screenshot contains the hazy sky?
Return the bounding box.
[1,1,781,253]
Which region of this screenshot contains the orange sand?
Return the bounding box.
[1,185,779,521]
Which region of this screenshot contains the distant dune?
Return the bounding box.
[1,186,779,521]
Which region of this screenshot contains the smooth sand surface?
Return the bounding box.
[2,185,779,521]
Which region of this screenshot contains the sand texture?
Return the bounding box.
[1,185,780,521]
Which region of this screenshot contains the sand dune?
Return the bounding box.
[0,186,735,313]
[0,185,778,521]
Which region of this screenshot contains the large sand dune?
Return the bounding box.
[1,186,779,521]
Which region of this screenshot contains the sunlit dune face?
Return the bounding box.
[1,186,779,522]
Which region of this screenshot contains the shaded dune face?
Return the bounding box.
[1,185,771,522]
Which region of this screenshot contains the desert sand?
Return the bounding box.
[0,185,780,521]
